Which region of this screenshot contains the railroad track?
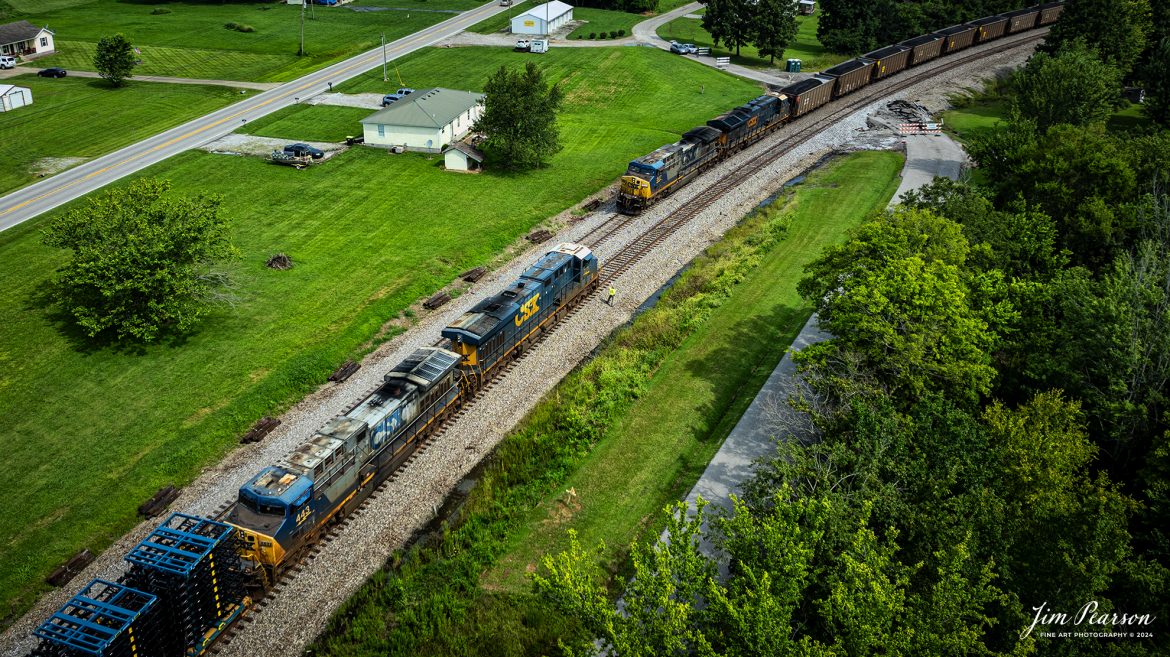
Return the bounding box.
[586,30,1046,289]
[203,29,1044,656]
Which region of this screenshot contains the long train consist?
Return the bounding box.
[616,1,1065,214]
[28,244,599,657]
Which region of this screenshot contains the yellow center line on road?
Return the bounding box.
[0,3,495,221]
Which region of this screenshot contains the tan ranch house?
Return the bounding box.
[360,88,484,153]
[0,20,55,59]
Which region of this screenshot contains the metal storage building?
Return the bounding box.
[0,84,31,112]
[361,88,485,153]
[511,1,574,36]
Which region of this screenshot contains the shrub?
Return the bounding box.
[589,32,596,39]
[224,22,256,33]
[598,32,607,39]
[150,7,171,15]
[617,29,625,37]
[609,30,617,39]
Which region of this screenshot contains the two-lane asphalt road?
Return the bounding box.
[0,0,517,233]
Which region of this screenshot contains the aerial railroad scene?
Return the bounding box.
[0,0,1166,655]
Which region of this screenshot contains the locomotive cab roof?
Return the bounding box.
[240,465,312,507]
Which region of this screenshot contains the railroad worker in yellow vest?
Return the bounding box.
[607,286,616,305]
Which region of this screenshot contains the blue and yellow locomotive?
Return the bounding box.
[227,347,463,578]
[443,242,599,387]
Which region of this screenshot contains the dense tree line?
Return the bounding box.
[702,0,798,62]
[530,13,1170,657]
[816,0,1024,54]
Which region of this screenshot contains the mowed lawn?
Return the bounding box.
[484,151,904,590]
[239,104,371,143]
[18,0,482,82]
[0,46,758,627]
[0,75,254,195]
[657,13,848,71]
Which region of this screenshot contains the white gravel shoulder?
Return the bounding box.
[0,38,1036,657]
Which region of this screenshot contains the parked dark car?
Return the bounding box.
[283,143,324,159]
[381,87,415,106]
[37,67,67,78]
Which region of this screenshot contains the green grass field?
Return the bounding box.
[942,98,1010,142]
[239,104,371,142]
[19,0,482,82]
[485,151,904,590]
[0,45,757,628]
[656,13,847,71]
[0,75,255,195]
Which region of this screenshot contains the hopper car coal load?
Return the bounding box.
[969,15,1010,43]
[821,58,877,98]
[1003,7,1040,33]
[1038,1,1064,25]
[28,243,600,657]
[899,33,946,65]
[865,45,911,81]
[615,1,1064,216]
[937,24,978,53]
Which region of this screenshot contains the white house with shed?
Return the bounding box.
[511,1,573,36]
[0,20,55,59]
[0,84,31,112]
[360,88,485,153]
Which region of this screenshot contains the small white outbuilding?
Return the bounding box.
[0,84,32,112]
[444,142,485,172]
[511,1,573,35]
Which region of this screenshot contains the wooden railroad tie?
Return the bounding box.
[460,266,487,283]
[138,485,180,519]
[241,416,281,444]
[45,549,95,587]
[328,360,361,383]
[423,291,451,310]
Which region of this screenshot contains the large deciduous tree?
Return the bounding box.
[751,0,798,64]
[1043,0,1152,76]
[473,62,563,170]
[701,0,754,57]
[42,178,235,343]
[93,33,136,87]
[1014,43,1122,131]
[1143,36,1170,126]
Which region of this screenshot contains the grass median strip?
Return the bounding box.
[310,150,904,656]
[0,75,255,196]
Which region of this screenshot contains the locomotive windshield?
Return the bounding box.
[239,492,286,516]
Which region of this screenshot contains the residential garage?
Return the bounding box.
[511,1,573,36]
[360,88,485,153]
[0,84,31,112]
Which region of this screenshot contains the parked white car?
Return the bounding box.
[0,55,16,70]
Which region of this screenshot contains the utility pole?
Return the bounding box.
[299,0,305,56]
[382,32,388,82]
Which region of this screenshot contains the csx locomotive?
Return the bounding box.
[30,244,598,657]
[617,1,1065,214]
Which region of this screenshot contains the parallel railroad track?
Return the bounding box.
[202,29,1044,655]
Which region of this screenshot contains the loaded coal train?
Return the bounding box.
[29,244,599,657]
[616,1,1065,214]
